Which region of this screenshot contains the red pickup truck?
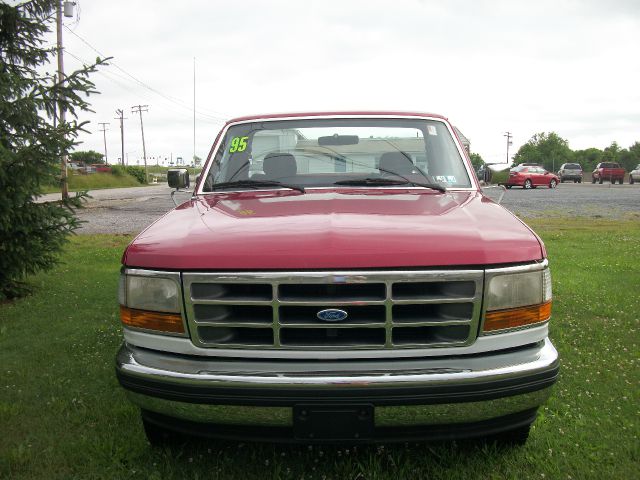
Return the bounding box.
[592,162,625,184]
[116,111,558,446]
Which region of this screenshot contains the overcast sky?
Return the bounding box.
[46,0,640,166]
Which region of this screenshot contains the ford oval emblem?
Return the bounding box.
[317,309,348,322]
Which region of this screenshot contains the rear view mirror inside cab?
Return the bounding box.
[318,134,359,146]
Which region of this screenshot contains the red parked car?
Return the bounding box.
[506,165,559,189]
[92,163,112,173]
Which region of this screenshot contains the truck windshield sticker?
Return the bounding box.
[229,136,249,153]
[427,125,438,136]
[447,175,457,183]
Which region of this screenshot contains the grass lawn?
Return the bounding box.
[1,220,638,479]
[41,173,143,194]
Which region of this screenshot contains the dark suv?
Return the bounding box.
[557,163,583,183]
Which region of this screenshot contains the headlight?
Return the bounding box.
[119,272,185,334]
[122,275,180,312]
[482,266,552,333]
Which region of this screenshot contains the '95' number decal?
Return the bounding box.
[229,136,248,153]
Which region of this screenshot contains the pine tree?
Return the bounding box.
[0,0,106,299]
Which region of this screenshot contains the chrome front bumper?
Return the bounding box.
[116,338,559,438]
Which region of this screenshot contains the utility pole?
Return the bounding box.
[114,109,126,166]
[98,122,109,165]
[504,132,513,165]
[55,1,77,199]
[131,105,149,183]
[57,2,67,199]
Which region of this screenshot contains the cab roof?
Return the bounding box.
[225,111,448,125]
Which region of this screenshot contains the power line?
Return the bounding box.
[67,49,224,124]
[63,25,228,122]
[66,49,223,128]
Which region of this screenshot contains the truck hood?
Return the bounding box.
[123,189,544,270]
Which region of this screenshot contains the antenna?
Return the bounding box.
[193,57,196,166]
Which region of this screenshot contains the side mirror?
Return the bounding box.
[168,168,190,189]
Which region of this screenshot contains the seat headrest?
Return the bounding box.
[263,153,297,179]
[379,152,415,176]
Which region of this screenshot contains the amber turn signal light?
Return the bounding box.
[120,305,185,334]
[483,301,552,332]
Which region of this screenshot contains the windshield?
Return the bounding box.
[563,164,581,170]
[201,118,471,192]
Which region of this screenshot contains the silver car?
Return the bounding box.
[630,164,640,184]
[557,163,583,183]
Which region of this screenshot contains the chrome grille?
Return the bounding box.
[182,271,484,350]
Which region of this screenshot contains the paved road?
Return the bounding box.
[39,183,640,235]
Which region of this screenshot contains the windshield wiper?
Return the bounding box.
[334,177,446,193]
[209,179,305,194]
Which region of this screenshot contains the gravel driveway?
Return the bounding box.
[485,183,640,219]
[38,185,191,235]
[39,183,640,235]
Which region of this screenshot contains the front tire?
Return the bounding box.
[142,414,182,446]
[549,179,557,189]
[631,175,635,184]
[599,178,603,184]
[592,177,596,184]
[524,179,532,189]
[487,423,532,446]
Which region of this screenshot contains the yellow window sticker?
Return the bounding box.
[229,136,248,153]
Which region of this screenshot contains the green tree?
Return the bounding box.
[513,132,573,172]
[70,149,104,165]
[573,147,603,173]
[618,142,640,171]
[111,165,146,184]
[0,0,106,299]
[602,141,621,164]
[469,152,484,171]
